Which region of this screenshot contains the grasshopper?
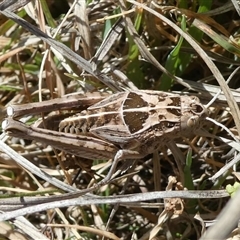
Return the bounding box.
[2,90,208,185]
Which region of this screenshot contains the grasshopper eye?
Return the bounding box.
[187,116,199,128]
[180,114,202,135]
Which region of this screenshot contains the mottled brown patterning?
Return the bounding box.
[2,90,208,182]
[58,90,207,156]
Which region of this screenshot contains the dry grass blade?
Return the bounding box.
[93,18,125,63]
[201,187,240,240]
[231,0,240,16]
[0,189,228,221]
[181,80,240,105]
[74,1,92,59]
[13,217,50,240]
[0,0,31,12]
